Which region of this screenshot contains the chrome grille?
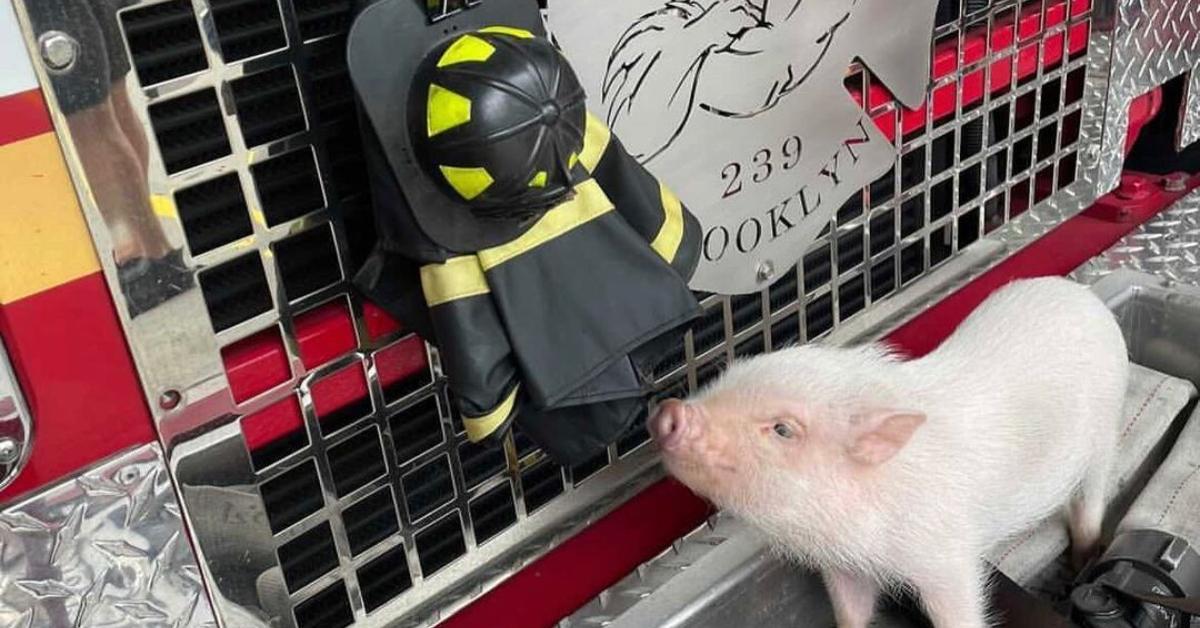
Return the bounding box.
[11,0,1101,625]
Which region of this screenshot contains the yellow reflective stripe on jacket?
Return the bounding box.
[463,385,519,442]
[420,256,489,306]
[478,179,613,270]
[578,112,610,173]
[651,181,685,263]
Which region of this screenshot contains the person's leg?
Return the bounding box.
[64,98,171,261]
[98,0,152,175]
[109,85,150,174]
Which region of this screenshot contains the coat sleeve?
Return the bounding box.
[577,111,703,281]
[419,256,522,443]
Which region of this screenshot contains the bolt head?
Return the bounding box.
[756,261,776,283]
[0,438,18,465]
[1070,583,1122,617]
[1164,173,1189,192]
[38,31,78,71]
[158,389,182,411]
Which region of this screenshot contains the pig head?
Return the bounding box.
[649,345,926,528]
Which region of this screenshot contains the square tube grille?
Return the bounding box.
[108,0,1095,623]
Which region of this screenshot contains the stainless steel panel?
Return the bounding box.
[1178,70,1200,150]
[169,383,666,627]
[1090,0,1200,191]
[13,0,1200,625]
[1076,192,1200,290]
[547,0,942,294]
[0,443,216,627]
[0,336,32,492]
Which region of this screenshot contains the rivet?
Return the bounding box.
[159,389,182,411]
[38,31,78,71]
[1164,172,1189,192]
[756,261,776,283]
[0,438,19,465]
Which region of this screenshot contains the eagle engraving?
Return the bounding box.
[603,0,860,162]
[547,0,941,294]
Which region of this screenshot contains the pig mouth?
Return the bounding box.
[662,453,739,477]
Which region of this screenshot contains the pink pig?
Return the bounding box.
[650,277,1129,628]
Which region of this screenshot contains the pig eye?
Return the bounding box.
[772,423,794,439]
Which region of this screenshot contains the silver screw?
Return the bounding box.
[117,465,142,485]
[158,389,182,411]
[756,261,776,283]
[0,438,19,465]
[39,31,78,71]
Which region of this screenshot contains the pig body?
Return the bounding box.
[651,277,1128,628]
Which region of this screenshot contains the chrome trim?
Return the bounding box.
[14,0,1200,625]
[0,442,216,627]
[171,420,664,627]
[0,335,32,493]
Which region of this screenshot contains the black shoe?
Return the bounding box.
[116,249,195,318]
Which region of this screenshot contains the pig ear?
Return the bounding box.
[845,410,926,466]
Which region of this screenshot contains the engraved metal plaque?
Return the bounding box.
[547,0,940,294]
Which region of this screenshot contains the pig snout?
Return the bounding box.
[650,399,699,451]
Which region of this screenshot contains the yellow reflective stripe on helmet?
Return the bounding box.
[652,181,685,263]
[463,385,519,442]
[528,171,548,188]
[427,84,472,137]
[438,34,495,67]
[478,25,534,38]
[439,165,494,200]
[578,112,610,173]
[478,179,613,270]
[420,256,489,306]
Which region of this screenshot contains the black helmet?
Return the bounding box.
[348,0,564,252]
[411,27,587,218]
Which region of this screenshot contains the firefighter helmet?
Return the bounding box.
[411,27,587,218]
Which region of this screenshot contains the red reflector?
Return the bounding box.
[376,335,428,390]
[223,326,290,403]
[312,364,370,422]
[242,396,304,450]
[363,302,402,340]
[294,300,357,370]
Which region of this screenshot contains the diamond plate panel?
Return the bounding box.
[1075,188,1200,284]
[1092,0,1200,190]
[0,443,216,628]
[1178,70,1200,149]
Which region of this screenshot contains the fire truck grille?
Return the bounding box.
[294,0,354,40]
[198,251,273,332]
[39,0,1099,624]
[147,88,230,174]
[274,225,343,302]
[175,173,252,255]
[209,0,288,62]
[231,66,307,148]
[120,0,208,86]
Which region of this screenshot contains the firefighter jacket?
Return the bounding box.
[354,111,704,465]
